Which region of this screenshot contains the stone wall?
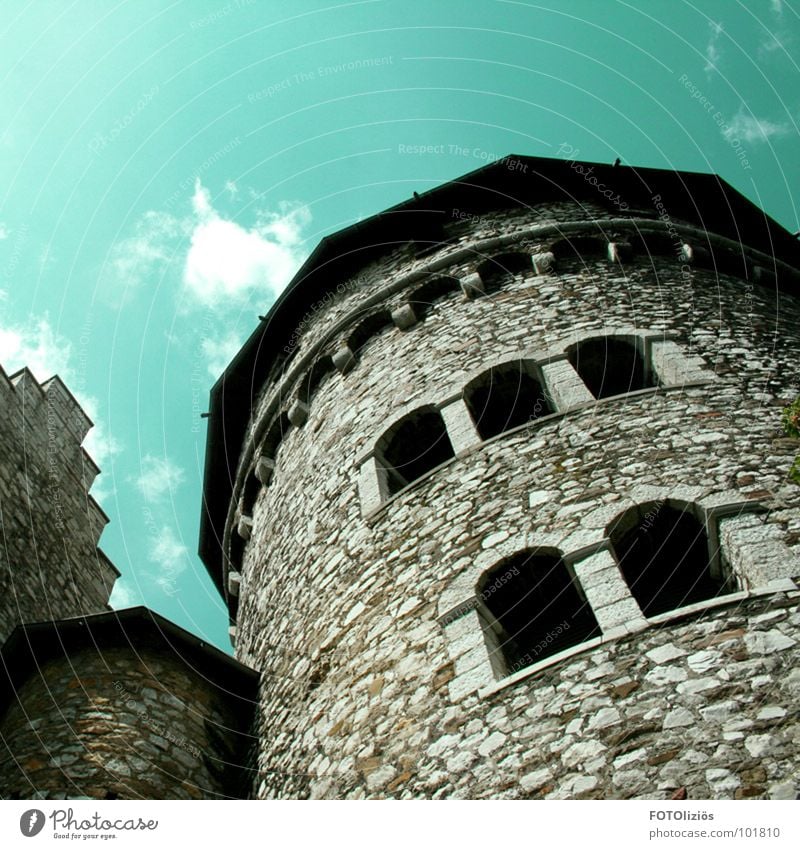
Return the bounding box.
[231,203,800,799]
[0,368,117,644]
[0,637,254,800]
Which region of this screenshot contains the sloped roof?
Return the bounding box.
[0,606,258,713]
[198,153,800,592]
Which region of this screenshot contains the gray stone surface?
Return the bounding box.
[0,369,117,645]
[225,201,800,799]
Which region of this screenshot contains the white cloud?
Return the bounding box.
[201,329,246,378]
[148,524,189,593]
[134,454,185,502]
[759,1,791,56]
[109,522,190,605]
[183,179,310,308]
[99,210,187,297]
[723,107,790,143]
[108,578,142,609]
[0,316,123,501]
[99,180,311,362]
[0,223,8,239]
[704,21,723,74]
[0,316,72,380]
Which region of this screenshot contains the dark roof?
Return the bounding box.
[199,153,800,593]
[0,607,259,715]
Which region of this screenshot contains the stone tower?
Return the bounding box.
[201,154,800,800]
[0,366,118,644]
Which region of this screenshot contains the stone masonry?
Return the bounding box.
[0,366,118,644]
[208,160,800,799]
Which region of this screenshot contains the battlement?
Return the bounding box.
[0,362,118,646]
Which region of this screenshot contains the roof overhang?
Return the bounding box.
[199,153,800,594]
[0,607,259,715]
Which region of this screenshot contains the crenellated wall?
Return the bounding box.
[228,202,800,799]
[0,367,118,645]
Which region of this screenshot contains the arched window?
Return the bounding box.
[477,550,601,676]
[409,276,461,320]
[567,335,654,399]
[378,407,454,495]
[464,361,553,440]
[298,355,335,405]
[476,252,532,291]
[347,310,394,356]
[608,502,731,617]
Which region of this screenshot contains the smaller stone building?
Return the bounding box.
[0,364,259,799]
[0,608,258,799]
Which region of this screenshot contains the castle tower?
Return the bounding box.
[202,154,800,800]
[0,366,118,643]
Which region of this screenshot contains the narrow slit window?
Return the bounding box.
[551,235,607,264]
[299,356,335,405]
[409,277,461,320]
[348,311,394,357]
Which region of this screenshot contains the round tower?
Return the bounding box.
[201,155,800,800]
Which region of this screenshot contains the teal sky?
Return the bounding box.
[1,0,798,651]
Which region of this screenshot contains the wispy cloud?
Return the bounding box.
[134,454,185,502]
[0,223,8,240]
[201,329,246,378]
[148,524,190,592]
[100,183,310,310]
[108,579,142,608]
[99,182,311,378]
[759,0,791,56]
[99,210,187,299]
[108,522,189,608]
[704,21,724,74]
[184,179,310,308]
[722,107,790,143]
[0,316,123,502]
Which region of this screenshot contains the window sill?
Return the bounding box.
[477,579,797,699]
[363,380,715,523]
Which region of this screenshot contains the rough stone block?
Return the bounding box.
[236,515,253,540]
[288,400,310,428]
[539,360,594,409]
[460,272,485,299]
[357,455,391,514]
[254,456,275,485]
[607,242,632,263]
[391,303,418,330]
[531,251,556,273]
[439,398,482,456]
[227,571,242,597]
[332,345,356,374]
